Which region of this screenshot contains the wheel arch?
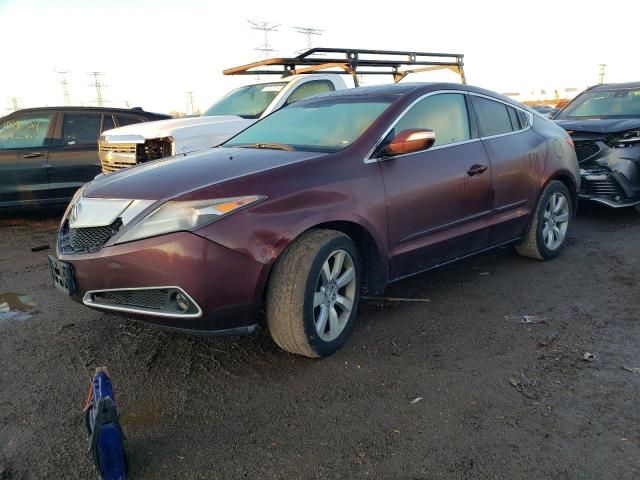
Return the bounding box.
[546,171,579,214]
[263,219,388,299]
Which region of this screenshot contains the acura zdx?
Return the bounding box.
[49,83,579,357]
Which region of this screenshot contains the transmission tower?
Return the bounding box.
[293,26,323,51]
[598,64,607,85]
[55,70,72,105]
[185,91,199,116]
[88,72,106,106]
[9,97,20,112]
[248,20,280,58]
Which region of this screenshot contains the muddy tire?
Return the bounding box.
[516,180,573,260]
[266,229,361,358]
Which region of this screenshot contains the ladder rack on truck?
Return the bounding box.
[223,47,466,86]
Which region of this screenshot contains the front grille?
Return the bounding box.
[100,138,172,174]
[93,289,170,311]
[99,141,138,174]
[99,143,137,154]
[574,140,600,162]
[59,218,123,254]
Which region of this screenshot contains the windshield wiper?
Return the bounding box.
[233,143,296,151]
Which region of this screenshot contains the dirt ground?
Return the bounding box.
[0,203,639,479]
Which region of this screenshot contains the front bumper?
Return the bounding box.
[576,140,640,208]
[58,231,268,333]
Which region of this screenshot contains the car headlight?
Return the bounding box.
[605,129,640,148]
[115,195,265,244]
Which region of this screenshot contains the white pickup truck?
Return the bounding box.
[98,74,348,174]
[98,48,467,174]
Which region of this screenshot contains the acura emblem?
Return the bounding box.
[70,202,81,223]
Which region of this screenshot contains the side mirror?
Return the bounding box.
[380,129,436,157]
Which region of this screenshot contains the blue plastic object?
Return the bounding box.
[84,368,127,480]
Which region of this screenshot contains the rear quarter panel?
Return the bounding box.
[533,116,581,195]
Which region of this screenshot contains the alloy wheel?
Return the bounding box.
[313,249,357,342]
[543,192,570,250]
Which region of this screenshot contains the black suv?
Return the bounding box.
[0,106,170,208]
[554,82,640,212]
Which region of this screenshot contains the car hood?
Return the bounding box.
[84,147,327,200]
[555,117,640,135]
[101,115,255,153]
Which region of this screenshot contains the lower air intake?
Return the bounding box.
[84,287,201,318]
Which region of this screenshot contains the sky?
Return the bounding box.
[1,0,639,114]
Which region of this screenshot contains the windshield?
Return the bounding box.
[202,82,287,119]
[224,98,394,153]
[556,89,640,119]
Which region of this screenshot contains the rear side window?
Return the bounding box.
[116,115,145,127]
[0,113,53,149]
[102,114,115,132]
[517,110,530,128]
[472,96,513,137]
[392,93,470,147]
[62,113,101,145]
[507,106,521,130]
[286,80,335,105]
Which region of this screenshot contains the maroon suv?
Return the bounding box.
[50,83,579,357]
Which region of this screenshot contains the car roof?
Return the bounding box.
[295,82,525,108]
[6,106,167,115]
[587,81,640,92]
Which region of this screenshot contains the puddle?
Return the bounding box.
[0,293,37,321]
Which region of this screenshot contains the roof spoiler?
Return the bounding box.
[223,47,466,86]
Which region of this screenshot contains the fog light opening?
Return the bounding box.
[172,291,191,313]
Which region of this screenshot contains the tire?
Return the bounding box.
[516,180,573,260]
[266,229,361,358]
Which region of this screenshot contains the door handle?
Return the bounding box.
[467,164,488,176]
[22,152,44,158]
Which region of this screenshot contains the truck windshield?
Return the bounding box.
[202,83,287,119]
[224,97,394,153]
[556,89,640,119]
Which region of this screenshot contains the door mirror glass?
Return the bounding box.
[380,129,435,157]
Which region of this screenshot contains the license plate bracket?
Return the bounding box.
[48,255,76,295]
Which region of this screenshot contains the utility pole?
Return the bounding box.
[88,72,106,106]
[55,70,71,105]
[598,64,607,85]
[248,20,280,58]
[293,26,323,52]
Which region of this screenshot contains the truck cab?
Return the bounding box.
[99,74,348,174]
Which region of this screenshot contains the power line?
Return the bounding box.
[293,26,323,51]
[55,70,71,106]
[598,64,607,85]
[88,72,107,107]
[248,20,280,58]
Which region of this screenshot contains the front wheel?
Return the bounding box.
[266,230,361,358]
[516,180,573,260]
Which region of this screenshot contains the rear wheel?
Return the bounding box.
[516,180,572,260]
[266,230,361,358]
